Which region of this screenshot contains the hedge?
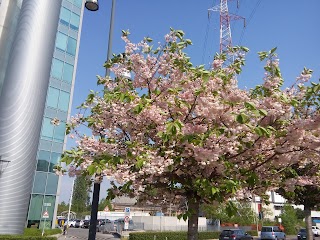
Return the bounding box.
[24,228,61,236]
[0,228,61,239]
[129,230,258,240]
[129,231,219,240]
[0,236,56,240]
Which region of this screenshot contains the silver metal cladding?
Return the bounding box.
[0,0,62,234]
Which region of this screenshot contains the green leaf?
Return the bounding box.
[211,187,219,195]
[87,165,96,175]
[258,51,268,61]
[133,103,144,114]
[244,102,256,110]
[236,113,249,124]
[254,126,271,137]
[270,47,277,54]
[60,155,73,165]
[254,127,263,136]
[258,109,268,116]
[121,29,130,37]
[166,122,177,135]
[185,39,192,45]
[225,201,238,217]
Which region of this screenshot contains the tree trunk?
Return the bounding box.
[187,195,200,240]
[304,205,313,240]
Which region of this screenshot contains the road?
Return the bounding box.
[56,228,301,240]
[57,228,120,240]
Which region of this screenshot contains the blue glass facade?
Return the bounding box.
[27,0,84,228]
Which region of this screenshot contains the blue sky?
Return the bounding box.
[59,0,320,203]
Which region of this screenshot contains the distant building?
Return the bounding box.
[251,191,320,223]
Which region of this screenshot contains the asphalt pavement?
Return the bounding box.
[57,228,120,240]
[56,228,300,240]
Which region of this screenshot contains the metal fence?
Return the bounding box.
[101,221,254,235]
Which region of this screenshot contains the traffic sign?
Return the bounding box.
[124,207,130,213]
[43,203,51,207]
[42,210,49,219]
[124,216,130,223]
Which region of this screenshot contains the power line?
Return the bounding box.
[201,13,212,64]
[202,0,216,65]
[239,0,262,45]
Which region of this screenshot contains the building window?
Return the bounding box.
[56,32,68,52]
[51,58,64,80]
[47,87,70,112]
[66,37,77,56]
[58,91,70,112]
[60,7,71,26]
[66,0,82,8]
[274,205,284,210]
[56,32,77,57]
[43,195,56,221]
[41,117,67,143]
[74,0,82,8]
[47,87,60,109]
[28,194,44,220]
[62,63,74,83]
[51,58,74,83]
[45,174,59,195]
[41,118,55,140]
[49,152,61,173]
[37,150,51,172]
[33,172,47,193]
[53,122,66,142]
[59,7,80,31]
[70,12,80,30]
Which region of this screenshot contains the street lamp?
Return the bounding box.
[84,0,116,239]
[85,0,99,11]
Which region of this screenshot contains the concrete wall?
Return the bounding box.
[97,211,150,221]
[132,216,207,231]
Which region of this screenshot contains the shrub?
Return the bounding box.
[246,230,258,236]
[129,231,221,240]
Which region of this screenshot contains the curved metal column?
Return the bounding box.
[0,0,62,234]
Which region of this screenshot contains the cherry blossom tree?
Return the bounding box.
[58,29,320,240]
[276,72,320,240]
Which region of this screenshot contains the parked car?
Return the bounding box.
[74,219,83,228]
[68,219,77,228]
[98,219,114,233]
[297,228,315,240]
[81,220,90,228]
[261,226,286,240]
[312,226,319,237]
[219,229,253,240]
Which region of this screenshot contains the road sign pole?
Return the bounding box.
[42,207,47,237]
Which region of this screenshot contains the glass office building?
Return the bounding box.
[26,0,84,228]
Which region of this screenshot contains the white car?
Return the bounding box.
[312,226,319,236]
[67,219,77,228]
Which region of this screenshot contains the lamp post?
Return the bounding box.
[84,0,116,239]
